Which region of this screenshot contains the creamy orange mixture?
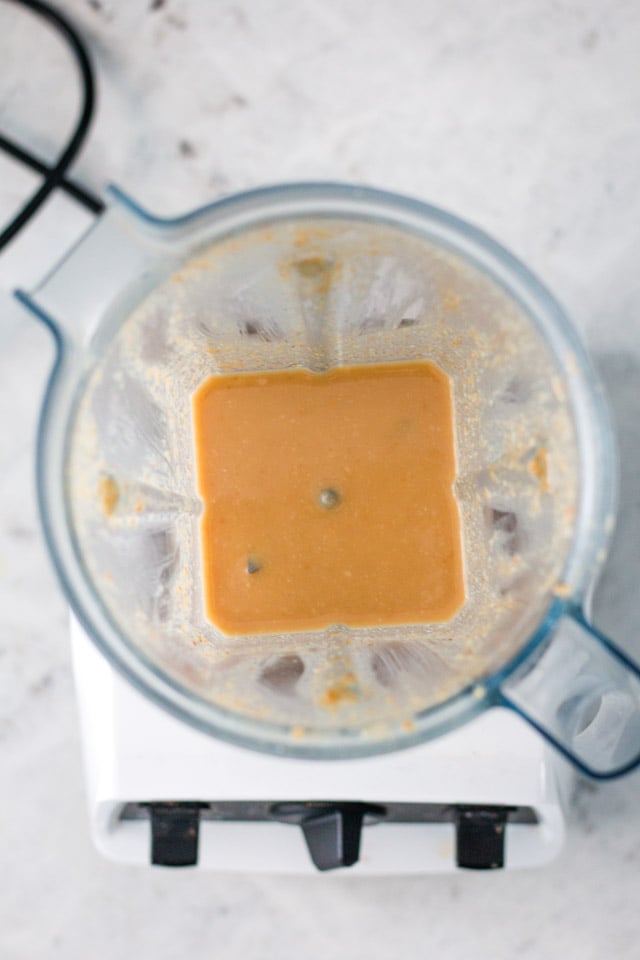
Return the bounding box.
[192,362,464,634]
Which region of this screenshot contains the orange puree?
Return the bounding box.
[192,361,464,635]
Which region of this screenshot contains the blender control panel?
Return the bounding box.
[120,801,538,872]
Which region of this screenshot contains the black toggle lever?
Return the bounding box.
[270,801,385,871]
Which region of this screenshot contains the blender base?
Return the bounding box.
[71,618,571,874]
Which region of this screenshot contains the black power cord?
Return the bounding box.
[0,0,104,253]
[0,128,103,212]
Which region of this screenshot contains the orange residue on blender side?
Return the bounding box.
[192,361,465,635]
[98,475,120,516]
[319,672,360,709]
[528,446,549,492]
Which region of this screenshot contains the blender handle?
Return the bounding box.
[497,611,640,779]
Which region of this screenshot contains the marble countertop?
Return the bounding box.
[1,1,640,957]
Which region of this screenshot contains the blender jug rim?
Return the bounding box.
[21,180,617,760]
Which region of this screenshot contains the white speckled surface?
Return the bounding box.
[1,1,640,957]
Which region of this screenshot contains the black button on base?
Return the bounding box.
[455,806,509,870]
[149,802,204,867]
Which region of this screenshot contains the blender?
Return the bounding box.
[5,0,640,875]
[15,181,640,872]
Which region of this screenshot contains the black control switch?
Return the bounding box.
[301,808,364,871]
[149,802,203,867]
[270,802,384,872]
[455,806,509,870]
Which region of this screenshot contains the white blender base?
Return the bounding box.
[71,618,571,874]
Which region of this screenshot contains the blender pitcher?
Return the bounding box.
[18,181,640,778]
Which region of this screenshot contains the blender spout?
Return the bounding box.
[10,195,179,348]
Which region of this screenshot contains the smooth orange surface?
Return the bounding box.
[192,362,464,635]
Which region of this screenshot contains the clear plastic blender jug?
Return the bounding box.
[20,182,640,777]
